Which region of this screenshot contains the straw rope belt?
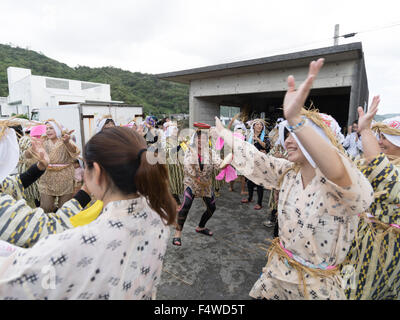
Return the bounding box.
[265,238,339,299]
[359,212,400,237]
[47,163,72,172]
[352,212,400,271]
[343,212,400,284]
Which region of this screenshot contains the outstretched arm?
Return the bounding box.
[214,117,292,190]
[61,130,80,156]
[357,96,381,162]
[283,58,351,188]
[10,137,50,191]
[0,186,91,248]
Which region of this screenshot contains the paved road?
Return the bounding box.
[157,184,274,300]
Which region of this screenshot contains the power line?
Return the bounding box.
[201,20,400,67]
[357,21,400,35]
[337,20,400,39]
[257,20,400,59]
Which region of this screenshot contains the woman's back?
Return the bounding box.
[0,196,169,300]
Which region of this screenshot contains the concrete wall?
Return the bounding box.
[6,67,112,112]
[30,75,111,107]
[189,85,220,127]
[190,61,355,98]
[8,75,32,106]
[7,67,31,87]
[189,60,361,126]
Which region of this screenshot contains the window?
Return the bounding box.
[45,78,69,90]
[81,82,100,90]
[220,106,240,125]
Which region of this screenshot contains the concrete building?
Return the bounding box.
[1,67,120,117]
[157,42,368,130]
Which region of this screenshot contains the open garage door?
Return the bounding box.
[201,86,351,132]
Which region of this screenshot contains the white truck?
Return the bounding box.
[30,102,143,152]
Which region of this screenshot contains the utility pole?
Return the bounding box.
[334,24,340,46]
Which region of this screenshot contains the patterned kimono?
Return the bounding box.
[0,174,84,248]
[0,197,169,300]
[17,136,40,208]
[182,146,223,198]
[267,144,288,212]
[219,132,373,299]
[345,154,400,299]
[342,133,363,159]
[38,139,80,196]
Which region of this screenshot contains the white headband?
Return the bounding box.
[46,121,62,138]
[379,117,400,148]
[233,120,247,133]
[247,119,266,144]
[382,134,400,148]
[0,128,19,183]
[96,118,116,134]
[277,115,343,168]
[96,118,108,134]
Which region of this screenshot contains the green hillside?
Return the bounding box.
[0,44,189,116]
[375,114,400,122]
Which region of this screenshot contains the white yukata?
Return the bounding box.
[219,129,374,299]
[342,133,363,158]
[0,196,169,300]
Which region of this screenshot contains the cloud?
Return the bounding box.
[0,0,398,114]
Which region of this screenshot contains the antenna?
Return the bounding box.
[334,24,340,46]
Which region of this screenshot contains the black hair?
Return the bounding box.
[105,119,115,126]
[83,127,177,225]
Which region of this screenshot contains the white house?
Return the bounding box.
[0,67,121,117]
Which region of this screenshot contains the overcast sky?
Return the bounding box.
[0,0,399,114]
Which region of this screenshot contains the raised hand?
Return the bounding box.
[214,117,225,135]
[31,137,50,170]
[357,95,380,133]
[62,130,75,144]
[283,58,324,124]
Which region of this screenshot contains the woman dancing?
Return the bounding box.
[35,120,80,213]
[344,97,400,300]
[214,58,373,299]
[0,127,176,299]
[172,123,223,246]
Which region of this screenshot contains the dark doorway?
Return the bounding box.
[202,86,351,132]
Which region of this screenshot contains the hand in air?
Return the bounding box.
[283,58,324,123]
[214,117,225,135]
[357,95,380,133]
[62,130,75,144]
[31,137,50,170]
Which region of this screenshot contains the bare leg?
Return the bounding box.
[240,176,248,195]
